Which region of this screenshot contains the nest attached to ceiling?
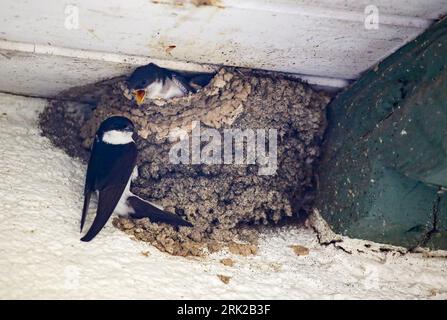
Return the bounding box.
[40,68,330,256]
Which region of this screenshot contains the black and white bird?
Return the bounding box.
[80,116,192,242]
[126,63,213,104]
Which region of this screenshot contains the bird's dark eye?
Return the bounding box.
[141,80,147,85]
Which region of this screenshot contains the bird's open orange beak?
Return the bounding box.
[132,89,146,105]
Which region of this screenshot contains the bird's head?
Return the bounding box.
[96,116,135,145]
[126,63,163,105]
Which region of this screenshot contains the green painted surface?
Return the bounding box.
[316,17,447,249]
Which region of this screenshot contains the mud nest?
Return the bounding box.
[40,68,330,256]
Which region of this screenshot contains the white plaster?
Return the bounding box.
[0,0,446,96]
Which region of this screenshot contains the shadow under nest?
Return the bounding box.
[39,67,330,256]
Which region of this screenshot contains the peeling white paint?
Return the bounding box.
[0,0,446,96]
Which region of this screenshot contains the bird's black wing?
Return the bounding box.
[188,73,214,90]
[171,73,194,94]
[127,196,193,227]
[81,143,137,242]
[80,137,100,232]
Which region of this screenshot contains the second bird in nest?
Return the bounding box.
[125,63,214,104]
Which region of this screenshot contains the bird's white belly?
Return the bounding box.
[146,78,186,99]
[113,165,164,216]
[113,166,138,217]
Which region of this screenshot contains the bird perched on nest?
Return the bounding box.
[80,116,192,242]
[124,63,214,104]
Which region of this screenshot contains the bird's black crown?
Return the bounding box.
[97,116,135,135]
[127,63,167,90]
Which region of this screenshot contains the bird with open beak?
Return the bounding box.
[126,63,214,105]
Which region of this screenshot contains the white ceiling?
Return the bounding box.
[0,0,446,97]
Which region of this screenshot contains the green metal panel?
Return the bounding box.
[316,17,447,249]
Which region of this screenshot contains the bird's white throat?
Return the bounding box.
[102,130,134,145]
[146,78,186,100]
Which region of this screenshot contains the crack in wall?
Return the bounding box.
[412,187,444,250]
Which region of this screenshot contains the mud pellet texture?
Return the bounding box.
[40,68,330,256]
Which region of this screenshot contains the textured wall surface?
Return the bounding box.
[0,0,446,96]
